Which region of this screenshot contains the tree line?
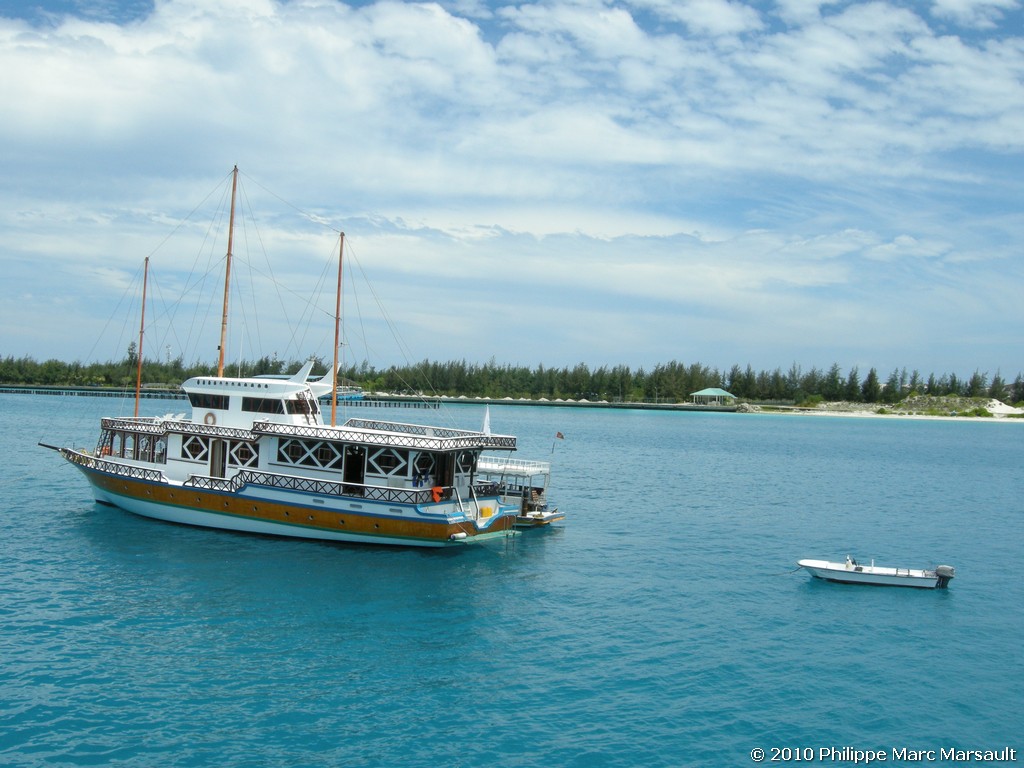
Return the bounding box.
[2,350,1022,406]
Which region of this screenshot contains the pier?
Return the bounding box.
[0,385,735,412]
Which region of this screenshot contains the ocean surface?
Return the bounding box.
[2,393,1021,767]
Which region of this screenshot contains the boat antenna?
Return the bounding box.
[217,165,239,378]
[133,256,149,418]
[331,231,345,427]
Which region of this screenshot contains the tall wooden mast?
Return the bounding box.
[217,165,239,377]
[133,256,149,418]
[330,232,345,427]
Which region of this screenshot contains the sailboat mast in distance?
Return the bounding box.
[331,232,345,427]
[217,165,239,377]
[133,256,149,418]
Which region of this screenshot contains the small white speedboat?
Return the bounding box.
[798,555,955,589]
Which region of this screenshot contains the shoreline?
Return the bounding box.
[4,385,1021,422]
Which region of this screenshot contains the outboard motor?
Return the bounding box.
[935,565,955,588]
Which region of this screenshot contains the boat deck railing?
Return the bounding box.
[256,420,517,451]
[98,415,517,452]
[188,470,511,512]
[183,469,440,505]
[102,416,257,441]
[61,448,167,483]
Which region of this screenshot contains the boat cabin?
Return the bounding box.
[183,375,324,429]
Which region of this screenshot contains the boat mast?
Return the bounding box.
[133,256,149,418]
[217,165,239,378]
[331,231,345,427]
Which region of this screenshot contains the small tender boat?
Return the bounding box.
[476,455,563,528]
[798,555,955,589]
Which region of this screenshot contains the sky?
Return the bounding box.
[1,0,1022,381]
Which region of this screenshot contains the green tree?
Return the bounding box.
[822,363,844,401]
[861,368,881,403]
[1010,374,1024,405]
[989,372,1007,401]
[845,366,861,402]
[882,370,902,404]
[907,370,923,395]
[966,370,987,398]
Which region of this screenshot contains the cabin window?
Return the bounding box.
[368,448,408,477]
[242,397,285,414]
[280,440,307,463]
[276,439,343,469]
[229,441,259,467]
[188,393,229,410]
[285,397,319,416]
[456,451,476,473]
[413,452,436,476]
[411,452,436,486]
[182,436,210,461]
[314,443,341,467]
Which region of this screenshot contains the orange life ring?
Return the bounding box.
[431,486,443,503]
[204,412,216,425]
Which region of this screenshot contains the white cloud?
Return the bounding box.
[631,0,764,37]
[772,0,845,25]
[499,1,649,59]
[931,0,1020,29]
[0,0,1021,376]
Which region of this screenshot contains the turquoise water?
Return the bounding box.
[2,394,1022,767]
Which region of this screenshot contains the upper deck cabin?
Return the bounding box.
[182,360,334,429]
[183,375,325,429]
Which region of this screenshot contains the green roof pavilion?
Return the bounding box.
[690,387,737,405]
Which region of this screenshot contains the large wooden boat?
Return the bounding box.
[43,167,521,547]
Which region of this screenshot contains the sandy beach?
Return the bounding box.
[745,398,1024,423]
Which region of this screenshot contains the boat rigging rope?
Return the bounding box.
[771,566,804,576]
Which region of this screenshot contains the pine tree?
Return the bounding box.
[989,372,1006,401]
[861,368,881,403]
[845,366,861,402]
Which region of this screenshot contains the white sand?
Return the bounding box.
[750,398,1024,422]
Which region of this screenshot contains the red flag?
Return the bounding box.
[555,431,564,439]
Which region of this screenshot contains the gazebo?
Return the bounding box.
[690,387,737,406]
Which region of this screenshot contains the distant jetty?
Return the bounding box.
[1,384,185,400]
[0,384,736,412]
[378,394,735,412]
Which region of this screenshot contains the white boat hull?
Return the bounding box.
[798,559,954,589]
[514,508,565,528]
[95,487,459,548]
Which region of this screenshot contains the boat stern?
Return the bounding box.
[446,502,519,544]
[934,565,955,588]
